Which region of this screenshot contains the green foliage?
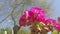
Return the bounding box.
[0,28,11,34]
[0,28,31,34]
[51,30,59,34]
[0,29,5,34]
[17,30,29,34]
[17,27,30,34]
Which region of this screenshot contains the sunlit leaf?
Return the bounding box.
[51,30,58,34]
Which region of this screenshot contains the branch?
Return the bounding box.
[10,0,25,25]
[0,15,10,23]
[0,0,21,24]
[0,0,25,25]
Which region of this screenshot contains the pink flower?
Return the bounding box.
[19,15,26,26]
[19,7,46,26]
[19,10,29,26]
[36,16,46,22]
[45,18,57,26]
[28,7,46,23]
[55,23,60,30]
[58,17,60,21]
[30,7,46,16]
[28,7,46,22]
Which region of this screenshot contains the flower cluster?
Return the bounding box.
[19,7,46,26]
[19,7,60,33]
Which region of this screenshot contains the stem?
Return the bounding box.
[13,25,20,34]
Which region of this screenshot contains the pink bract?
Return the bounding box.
[45,18,57,26]
[55,23,60,30]
[19,7,46,26]
[58,17,60,21]
[30,7,46,16]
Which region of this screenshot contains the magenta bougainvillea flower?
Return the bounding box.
[58,17,60,21]
[55,23,60,30]
[19,15,26,26]
[19,7,46,26]
[29,7,46,16]
[45,18,57,25]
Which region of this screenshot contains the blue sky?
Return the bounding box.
[50,0,60,19]
[0,0,60,30]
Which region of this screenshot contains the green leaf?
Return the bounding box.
[51,30,58,34]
